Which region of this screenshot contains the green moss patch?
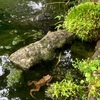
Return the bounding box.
[64,2,100,41]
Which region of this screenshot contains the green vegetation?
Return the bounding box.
[73,59,100,99]
[63,2,100,41]
[73,59,100,82]
[46,71,86,100]
[7,68,23,87]
[46,59,100,99]
[46,80,82,100]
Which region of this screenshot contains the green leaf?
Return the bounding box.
[90,66,97,71]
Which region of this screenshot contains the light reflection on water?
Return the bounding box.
[0,55,10,76]
[11,97,21,100]
[0,66,4,76]
[28,1,42,10]
[0,88,9,100]
[0,56,10,100]
[60,50,73,66]
[0,97,8,100]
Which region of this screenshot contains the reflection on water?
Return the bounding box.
[0,97,8,100]
[0,56,10,76]
[60,50,73,66]
[0,88,9,100]
[0,66,4,76]
[28,1,42,10]
[0,56,9,100]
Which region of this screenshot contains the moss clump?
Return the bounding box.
[46,80,83,100]
[72,59,100,99]
[63,2,100,41]
[7,68,23,87]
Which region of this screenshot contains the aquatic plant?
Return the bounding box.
[2,57,23,87]
[7,68,23,87]
[63,2,100,41]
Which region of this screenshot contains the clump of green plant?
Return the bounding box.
[46,72,85,100]
[46,80,82,100]
[7,68,23,87]
[54,15,64,30]
[72,59,100,99]
[2,56,23,87]
[63,2,100,41]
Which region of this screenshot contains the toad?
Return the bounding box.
[27,74,52,98]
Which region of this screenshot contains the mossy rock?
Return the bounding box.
[63,2,100,41]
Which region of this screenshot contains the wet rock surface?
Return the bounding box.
[9,30,74,69]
